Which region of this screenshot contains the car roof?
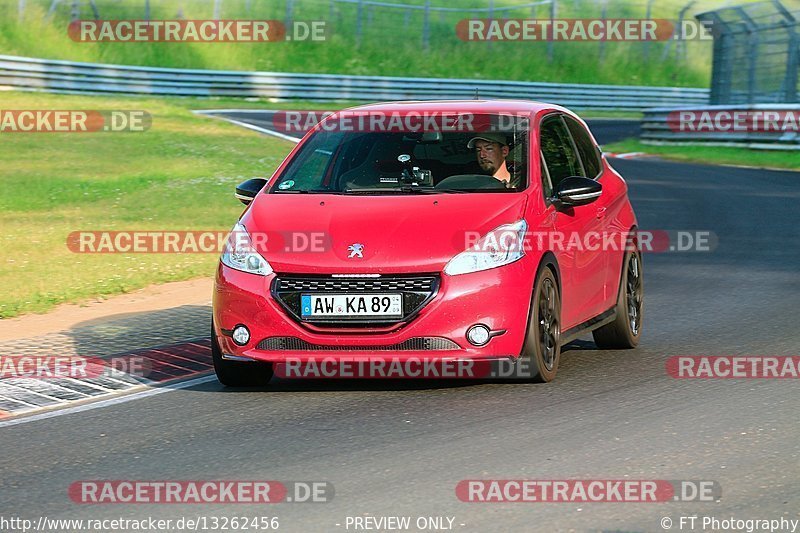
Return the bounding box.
[340,99,571,116]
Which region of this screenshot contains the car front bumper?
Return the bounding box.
[212,261,535,364]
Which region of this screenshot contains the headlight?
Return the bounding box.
[444,219,527,276]
[220,222,273,276]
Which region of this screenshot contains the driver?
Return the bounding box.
[467,133,514,186]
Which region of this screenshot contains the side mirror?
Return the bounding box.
[235,178,267,205]
[551,176,602,209]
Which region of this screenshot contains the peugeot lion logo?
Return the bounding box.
[347,243,364,258]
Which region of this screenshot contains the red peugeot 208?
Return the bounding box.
[212,100,643,385]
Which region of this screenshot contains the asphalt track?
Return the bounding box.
[1,117,798,533]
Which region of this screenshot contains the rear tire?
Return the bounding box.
[211,321,273,387]
[592,249,644,349]
[519,266,561,383]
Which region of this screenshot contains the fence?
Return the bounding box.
[22,0,711,66]
[696,0,800,105]
[329,0,553,52]
[0,55,710,110]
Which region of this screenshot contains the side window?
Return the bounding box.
[539,116,583,190]
[275,131,341,191]
[293,148,334,187]
[565,117,602,179]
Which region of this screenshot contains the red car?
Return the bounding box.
[212,100,643,385]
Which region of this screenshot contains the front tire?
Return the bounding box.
[211,321,273,387]
[592,249,644,349]
[519,266,561,383]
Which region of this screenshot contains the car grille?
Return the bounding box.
[257,336,460,351]
[271,274,439,327]
[275,277,435,292]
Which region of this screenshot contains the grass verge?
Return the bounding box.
[0,91,301,318]
[604,138,800,171]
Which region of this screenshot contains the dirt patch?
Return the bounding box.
[0,278,213,342]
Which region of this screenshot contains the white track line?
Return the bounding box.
[192,110,301,143]
[194,109,281,114]
[614,152,648,159]
[0,374,218,428]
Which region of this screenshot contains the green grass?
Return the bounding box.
[604,138,800,171]
[0,0,731,87]
[581,110,643,120]
[0,91,302,318]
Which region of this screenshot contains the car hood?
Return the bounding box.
[242,193,528,274]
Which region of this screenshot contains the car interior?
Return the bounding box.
[335,130,528,191]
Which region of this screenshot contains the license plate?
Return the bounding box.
[301,293,402,318]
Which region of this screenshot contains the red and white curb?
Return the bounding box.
[0,339,214,426]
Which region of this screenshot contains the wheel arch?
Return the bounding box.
[518,251,561,357]
[537,251,561,293]
[517,251,562,381]
[610,225,640,301]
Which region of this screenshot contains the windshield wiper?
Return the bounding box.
[342,187,408,194]
[273,188,337,194]
[407,188,469,194]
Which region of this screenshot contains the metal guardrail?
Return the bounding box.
[0,55,710,110]
[642,104,800,150]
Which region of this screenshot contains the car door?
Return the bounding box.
[539,114,609,329]
[563,115,624,313]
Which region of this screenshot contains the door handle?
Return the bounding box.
[596,207,607,219]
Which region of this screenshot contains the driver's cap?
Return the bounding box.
[467,132,509,149]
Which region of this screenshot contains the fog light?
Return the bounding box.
[467,324,491,346]
[232,325,250,346]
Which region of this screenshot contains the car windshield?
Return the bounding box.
[270,114,529,194]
